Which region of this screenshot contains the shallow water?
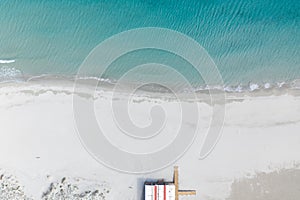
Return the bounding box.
[0,0,299,91]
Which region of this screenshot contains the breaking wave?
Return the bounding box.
[0,59,15,64]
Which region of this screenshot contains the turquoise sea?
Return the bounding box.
[0,0,299,91]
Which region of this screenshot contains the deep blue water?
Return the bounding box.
[0,0,299,91]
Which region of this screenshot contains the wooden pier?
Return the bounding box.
[145,166,196,200]
[173,166,196,200]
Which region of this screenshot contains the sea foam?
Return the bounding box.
[0,66,23,81]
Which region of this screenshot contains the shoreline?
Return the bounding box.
[1,78,300,101]
[1,72,300,97]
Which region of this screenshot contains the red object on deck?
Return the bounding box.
[164,185,166,200]
[154,185,157,200]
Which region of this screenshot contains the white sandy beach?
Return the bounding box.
[0,81,300,200]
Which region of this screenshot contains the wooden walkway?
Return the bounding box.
[173,166,196,200]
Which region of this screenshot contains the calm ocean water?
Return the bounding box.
[0,0,299,91]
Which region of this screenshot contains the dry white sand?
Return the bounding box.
[0,81,300,200]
